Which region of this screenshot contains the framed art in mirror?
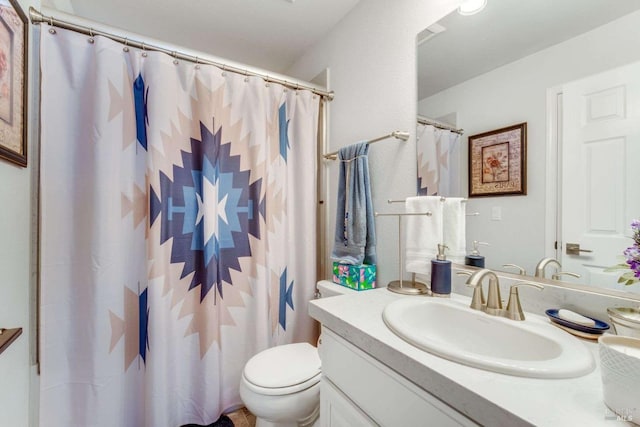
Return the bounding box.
[0,0,26,167]
[468,122,526,197]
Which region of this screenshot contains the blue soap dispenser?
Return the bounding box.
[465,241,488,268]
[431,244,451,297]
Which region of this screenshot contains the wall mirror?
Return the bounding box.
[416,0,640,295]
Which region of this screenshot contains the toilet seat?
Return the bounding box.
[242,371,321,396]
[242,343,321,396]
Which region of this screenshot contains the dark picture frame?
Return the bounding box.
[0,0,27,167]
[468,122,527,197]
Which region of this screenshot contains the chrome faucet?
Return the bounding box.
[503,263,526,275]
[551,271,581,281]
[504,282,544,320]
[463,269,503,315]
[457,269,545,320]
[534,258,561,278]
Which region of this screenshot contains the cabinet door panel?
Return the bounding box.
[321,379,377,427]
[320,328,477,427]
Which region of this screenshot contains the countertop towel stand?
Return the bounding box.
[0,328,22,356]
[375,211,432,296]
[323,130,410,160]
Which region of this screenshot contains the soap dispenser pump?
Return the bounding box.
[465,241,488,268]
[431,244,451,297]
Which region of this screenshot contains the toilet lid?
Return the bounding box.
[244,343,321,389]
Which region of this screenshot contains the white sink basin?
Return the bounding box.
[382,298,594,378]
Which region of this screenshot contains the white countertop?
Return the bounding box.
[309,287,633,427]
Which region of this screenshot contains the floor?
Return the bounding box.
[226,407,256,427]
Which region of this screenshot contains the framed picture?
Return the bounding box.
[0,0,26,167]
[468,122,526,197]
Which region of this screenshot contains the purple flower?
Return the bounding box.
[617,219,640,284]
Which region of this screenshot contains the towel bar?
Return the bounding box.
[323,130,409,160]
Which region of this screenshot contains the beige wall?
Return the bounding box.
[0,1,40,425]
[287,0,460,285]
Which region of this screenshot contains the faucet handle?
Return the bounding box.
[551,271,581,280]
[505,282,544,321]
[503,264,526,275]
[457,271,485,310]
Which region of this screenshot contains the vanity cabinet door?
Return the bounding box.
[320,379,377,427]
[320,328,478,427]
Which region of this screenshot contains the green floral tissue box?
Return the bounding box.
[332,262,377,291]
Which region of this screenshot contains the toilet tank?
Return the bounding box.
[316,280,356,298]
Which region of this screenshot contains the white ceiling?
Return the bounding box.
[418,0,640,100]
[41,0,361,73]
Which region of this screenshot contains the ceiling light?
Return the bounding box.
[458,0,487,16]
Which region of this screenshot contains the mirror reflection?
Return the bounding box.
[416,0,640,294]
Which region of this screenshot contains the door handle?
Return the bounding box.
[566,243,593,255]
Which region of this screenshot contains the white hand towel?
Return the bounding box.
[404,196,443,276]
[443,197,466,264]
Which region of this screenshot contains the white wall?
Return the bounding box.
[0,0,40,426]
[287,0,461,286]
[418,10,640,276]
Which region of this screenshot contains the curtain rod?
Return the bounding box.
[28,7,335,101]
[323,131,410,160]
[418,115,464,135]
[387,197,468,203]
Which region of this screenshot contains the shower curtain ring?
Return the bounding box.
[88,28,95,44]
[141,42,147,57]
[123,37,129,52]
[244,69,249,82]
[221,65,227,77]
[172,51,179,65]
[195,57,200,70]
[48,16,56,34]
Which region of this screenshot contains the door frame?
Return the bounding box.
[545,85,563,262]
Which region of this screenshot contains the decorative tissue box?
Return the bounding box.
[332,262,376,291]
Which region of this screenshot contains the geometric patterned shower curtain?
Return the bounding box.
[39,26,319,427]
[416,123,461,197]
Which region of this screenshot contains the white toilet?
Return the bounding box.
[239,280,353,427]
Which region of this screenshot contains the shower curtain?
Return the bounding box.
[39,27,319,427]
[416,123,461,196]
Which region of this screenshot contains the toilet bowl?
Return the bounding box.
[239,280,354,427]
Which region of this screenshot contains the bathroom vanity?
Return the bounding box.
[310,288,626,427]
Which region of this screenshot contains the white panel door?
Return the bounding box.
[561,61,640,290]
